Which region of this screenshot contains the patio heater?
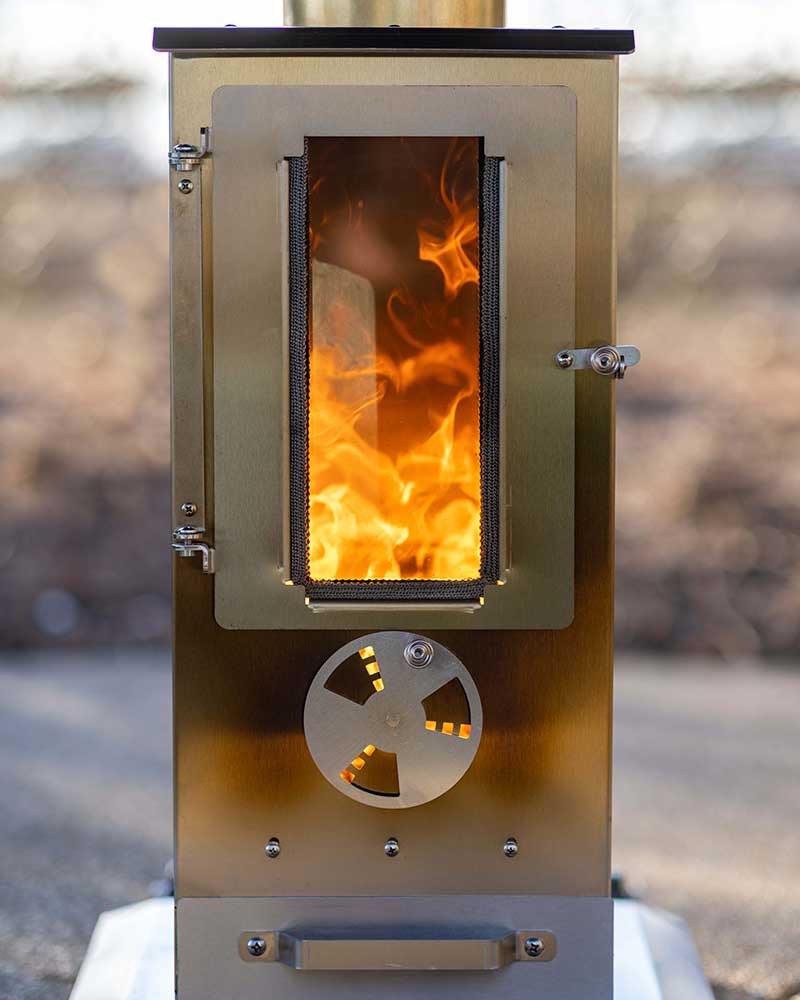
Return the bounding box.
[154,4,647,998]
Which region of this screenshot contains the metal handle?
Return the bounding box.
[240,929,556,969]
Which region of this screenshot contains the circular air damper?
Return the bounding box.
[304,632,482,809]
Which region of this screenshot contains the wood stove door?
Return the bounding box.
[210,84,576,630]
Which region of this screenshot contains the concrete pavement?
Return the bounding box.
[613,659,800,1000]
[0,650,171,1000]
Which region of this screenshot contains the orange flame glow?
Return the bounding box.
[307,137,481,582]
[417,141,480,301]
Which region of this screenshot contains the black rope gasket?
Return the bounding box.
[288,148,310,585]
[287,147,502,602]
[479,154,501,583]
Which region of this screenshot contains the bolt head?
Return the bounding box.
[177,178,194,194]
[384,837,399,857]
[173,524,203,542]
[246,936,267,957]
[590,345,621,376]
[180,501,197,517]
[265,838,281,859]
[503,837,518,858]
[404,639,434,668]
[555,351,574,369]
[524,936,544,958]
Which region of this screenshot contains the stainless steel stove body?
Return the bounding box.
[156,13,634,999]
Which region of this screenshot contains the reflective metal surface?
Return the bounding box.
[210,82,576,630]
[555,345,641,377]
[304,632,482,809]
[179,896,609,998]
[284,0,506,27]
[245,936,270,958]
[264,837,281,859]
[68,896,714,1000]
[171,526,215,574]
[169,165,207,532]
[404,639,434,668]
[236,927,555,969]
[170,52,617,901]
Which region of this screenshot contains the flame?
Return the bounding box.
[417,140,480,301]
[307,137,481,582]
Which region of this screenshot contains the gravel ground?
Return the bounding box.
[0,650,797,1000]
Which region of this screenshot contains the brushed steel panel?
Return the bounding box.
[177,896,611,999]
[170,54,617,900]
[173,574,613,897]
[170,169,207,530]
[211,84,575,630]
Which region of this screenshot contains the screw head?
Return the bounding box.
[404,639,434,668]
[246,936,267,957]
[555,351,574,369]
[264,838,281,859]
[524,936,544,958]
[503,837,518,858]
[384,837,399,858]
[180,501,197,517]
[177,178,194,194]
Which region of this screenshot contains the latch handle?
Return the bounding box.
[555,344,640,378]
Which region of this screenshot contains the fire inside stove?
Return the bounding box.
[288,136,500,600]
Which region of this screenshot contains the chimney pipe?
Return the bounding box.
[283,1,506,27]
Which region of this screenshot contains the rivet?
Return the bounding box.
[384,837,399,858]
[265,837,281,859]
[177,178,194,194]
[246,936,267,957]
[503,837,518,858]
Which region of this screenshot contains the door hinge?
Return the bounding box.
[172,525,215,574]
[169,127,212,171]
[555,345,640,379]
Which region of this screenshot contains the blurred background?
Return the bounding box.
[0,2,798,999]
[2,0,800,658]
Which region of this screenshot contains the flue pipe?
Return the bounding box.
[284,0,506,27]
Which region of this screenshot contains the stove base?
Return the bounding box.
[69,896,712,1000]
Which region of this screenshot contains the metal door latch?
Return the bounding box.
[555,345,640,379]
[169,127,212,171]
[172,525,215,573]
